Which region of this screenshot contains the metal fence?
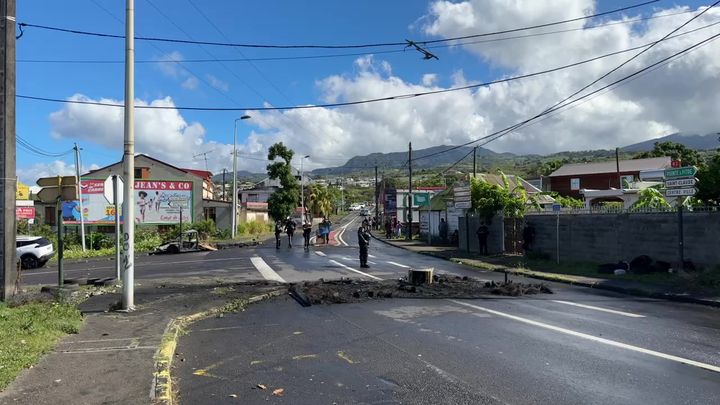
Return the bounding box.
[526,205,719,216]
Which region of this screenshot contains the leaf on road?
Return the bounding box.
[272,388,285,396]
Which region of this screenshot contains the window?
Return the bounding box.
[570,178,580,191]
[45,206,56,225]
[134,167,150,179]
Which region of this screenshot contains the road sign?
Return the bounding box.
[103,176,124,205]
[36,176,78,202]
[454,201,471,209]
[552,203,562,212]
[16,181,29,200]
[665,178,697,188]
[664,166,697,179]
[665,187,697,197]
[413,192,430,206]
[37,176,76,187]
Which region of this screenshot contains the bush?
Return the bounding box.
[135,228,162,252]
[246,221,267,236]
[192,219,216,241]
[214,228,231,241]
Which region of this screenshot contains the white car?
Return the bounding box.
[16,235,55,269]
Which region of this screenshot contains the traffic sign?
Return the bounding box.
[37,176,76,187]
[552,203,562,212]
[665,187,697,197]
[664,166,697,179]
[454,201,471,209]
[413,192,430,206]
[37,186,77,202]
[103,176,124,205]
[665,178,698,188]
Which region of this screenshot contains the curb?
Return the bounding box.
[372,233,720,308]
[151,288,286,404]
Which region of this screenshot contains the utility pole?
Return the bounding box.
[473,146,477,178]
[222,169,226,201]
[121,0,136,311]
[616,147,621,189]
[0,0,17,301]
[407,142,412,241]
[74,143,86,251]
[374,165,379,222]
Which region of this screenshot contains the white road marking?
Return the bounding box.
[315,251,327,257]
[329,259,382,280]
[250,256,286,283]
[552,300,645,318]
[26,256,247,277]
[368,254,377,258]
[368,261,376,265]
[449,300,720,374]
[388,261,410,268]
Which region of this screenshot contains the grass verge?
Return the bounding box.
[0,301,83,390]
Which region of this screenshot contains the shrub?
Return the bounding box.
[246,221,266,236]
[192,219,216,241]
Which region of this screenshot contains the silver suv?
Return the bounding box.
[16,235,55,269]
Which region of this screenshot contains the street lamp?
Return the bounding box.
[232,114,251,239]
[300,155,310,222]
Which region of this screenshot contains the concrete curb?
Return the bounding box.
[151,289,285,404]
[371,233,720,308]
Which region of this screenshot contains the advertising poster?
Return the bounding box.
[385,188,397,216]
[62,179,193,225]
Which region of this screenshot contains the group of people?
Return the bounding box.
[383,218,404,239]
[274,216,332,250]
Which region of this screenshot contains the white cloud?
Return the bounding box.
[206,74,229,92]
[181,77,198,90]
[17,161,100,185]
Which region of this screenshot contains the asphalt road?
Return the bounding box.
[24,213,720,403]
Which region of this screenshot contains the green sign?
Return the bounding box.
[413,192,430,206]
[664,166,697,179]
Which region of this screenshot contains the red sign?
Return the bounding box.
[82,179,105,194]
[16,207,36,219]
[671,160,681,168]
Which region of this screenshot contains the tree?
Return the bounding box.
[630,187,671,211]
[307,183,334,217]
[696,151,720,205]
[470,178,505,224]
[633,141,701,167]
[266,142,300,221]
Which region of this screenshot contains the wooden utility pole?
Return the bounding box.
[374,165,379,222]
[473,146,477,178]
[0,0,17,301]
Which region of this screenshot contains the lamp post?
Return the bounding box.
[300,155,310,222]
[232,115,251,239]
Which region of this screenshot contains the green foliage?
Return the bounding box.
[696,151,720,205]
[630,188,672,211]
[135,227,163,252]
[470,177,506,224]
[0,301,83,390]
[307,183,335,217]
[266,142,300,221]
[192,219,216,241]
[633,141,701,167]
[547,192,585,208]
[537,159,567,176]
[234,221,271,238]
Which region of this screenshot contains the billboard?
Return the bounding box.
[62,179,193,225]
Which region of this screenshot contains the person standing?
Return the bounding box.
[274,220,283,249]
[285,217,296,248]
[384,219,392,239]
[302,221,312,249]
[439,218,448,244]
[522,222,536,252]
[358,224,370,268]
[476,222,489,256]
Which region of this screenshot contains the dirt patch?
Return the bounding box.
[290,274,552,305]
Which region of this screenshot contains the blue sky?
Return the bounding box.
[15,0,717,183]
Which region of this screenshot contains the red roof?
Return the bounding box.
[183,168,213,180]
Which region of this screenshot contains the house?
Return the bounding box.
[548,157,671,198]
[238,185,278,224]
[37,154,232,231]
[471,173,555,208]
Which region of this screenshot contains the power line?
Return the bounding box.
[17,18,720,112]
[17,1,658,50]
[17,8,698,65]
[16,135,74,157]
[414,29,720,163]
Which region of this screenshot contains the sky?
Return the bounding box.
[14,0,720,184]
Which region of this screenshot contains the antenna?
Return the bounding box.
[193,149,215,171]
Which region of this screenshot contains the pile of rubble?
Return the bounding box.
[289,274,552,306]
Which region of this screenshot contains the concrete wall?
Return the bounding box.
[526,212,720,268]
[458,214,505,255]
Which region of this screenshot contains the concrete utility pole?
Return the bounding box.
[232,115,250,239]
[0,0,17,301]
[300,155,309,221]
[374,165,379,222]
[473,146,477,178]
[222,169,226,201]
[122,0,135,310]
[74,143,86,251]
[407,142,412,241]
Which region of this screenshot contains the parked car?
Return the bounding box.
[360,208,370,217]
[16,235,54,269]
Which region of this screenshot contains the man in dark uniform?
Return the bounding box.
[285,217,296,248]
[358,224,370,268]
[274,220,283,249]
[476,222,489,256]
[302,221,312,249]
[522,222,536,252]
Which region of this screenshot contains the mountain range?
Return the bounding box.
[622,132,720,152]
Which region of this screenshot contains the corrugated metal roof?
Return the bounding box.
[549,157,671,177]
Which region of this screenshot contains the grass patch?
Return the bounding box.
[0,301,83,390]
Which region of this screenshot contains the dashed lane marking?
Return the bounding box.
[329,259,382,280]
[315,251,327,257]
[449,300,720,374]
[552,300,645,318]
[388,261,410,268]
[250,256,287,283]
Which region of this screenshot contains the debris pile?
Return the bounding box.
[289,274,552,306]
